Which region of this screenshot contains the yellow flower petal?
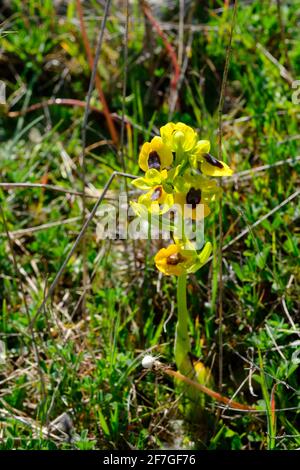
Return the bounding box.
[192,204,210,220]
[194,361,213,387]
[159,122,175,146]
[160,122,198,153]
[200,154,233,177]
[138,142,152,172]
[174,193,210,220]
[138,186,174,215]
[194,140,211,156]
[138,137,173,172]
[150,136,173,168]
[154,243,194,276]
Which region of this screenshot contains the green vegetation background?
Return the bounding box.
[0,0,299,450]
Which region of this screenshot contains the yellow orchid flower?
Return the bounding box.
[200,152,233,177]
[138,136,173,172]
[172,172,221,220]
[190,140,233,177]
[154,243,193,276]
[137,185,174,215]
[174,190,211,220]
[131,169,173,215]
[154,241,212,276]
[160,122,198,154]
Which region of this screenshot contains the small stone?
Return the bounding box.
[142,355,156,369]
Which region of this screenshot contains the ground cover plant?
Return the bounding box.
[0,0,299,450]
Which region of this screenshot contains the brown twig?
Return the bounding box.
[204,189,300,267]
[222,190,300,253]
[0,182,95,198]
[7,98,152,137]
[7,98,102,118]
[0,217,81,238]
[0,181,133,201]
[164,368,254,412]
[256,42,294,85]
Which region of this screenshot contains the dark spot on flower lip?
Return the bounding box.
[167,252,185,265]
[148,151,161,170]
[203,153,224,169]
[151,186,162,201]
[186,187,202,208]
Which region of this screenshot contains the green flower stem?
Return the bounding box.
[175,274,207,420]
[175,274,193,377]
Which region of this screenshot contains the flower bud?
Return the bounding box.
[173,130,185,149]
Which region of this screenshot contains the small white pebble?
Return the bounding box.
[142,355,156,369]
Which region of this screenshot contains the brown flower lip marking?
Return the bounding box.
[203,153,224,169]
[151,186,162,201]
[167,252,185,265]
[148,151,161,170]
[186,187,202,209]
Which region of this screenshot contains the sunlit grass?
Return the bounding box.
[0,0,299,450]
